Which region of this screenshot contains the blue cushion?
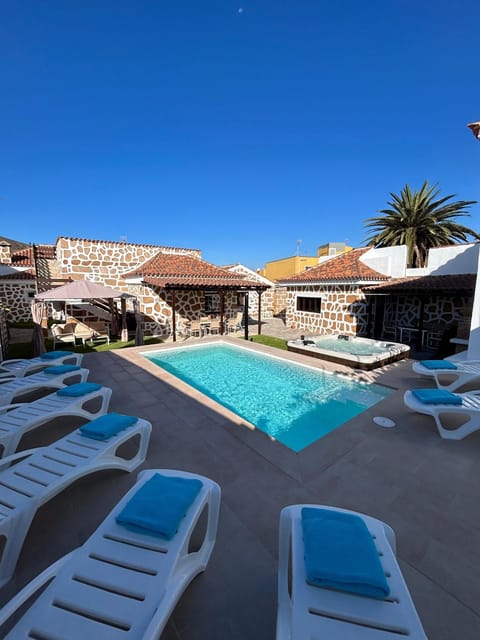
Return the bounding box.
[301,507,390,600]
[420,360,458,371]
[43,364,81,375]
[57,382,102,397]
[80,413,137,440]
[40,350,74,360]
[412,388,462,405]
[116,473,203,540]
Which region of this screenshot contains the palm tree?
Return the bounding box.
[364,181,479,268]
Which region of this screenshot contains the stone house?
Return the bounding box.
[277,244,477,350]
[0,236,269,338]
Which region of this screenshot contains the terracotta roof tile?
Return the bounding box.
[279,248,388,283]
[0,270,35,280]
[10,245,56,267]
[363,273,477,293]
[126,252,268,289]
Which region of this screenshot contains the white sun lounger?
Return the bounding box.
[0,352,83,379]
[0,468,220,638]
[0,416,152,589]
[0,367,89,406]
[276,505,426,640]
[404,389,480,440]
[0,384,112,457]
[412,359,480,392]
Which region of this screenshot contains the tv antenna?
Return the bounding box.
[296,239,302,256]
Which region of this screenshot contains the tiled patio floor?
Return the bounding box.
[1,337,480,638]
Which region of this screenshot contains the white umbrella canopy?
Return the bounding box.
[36,280,134,301]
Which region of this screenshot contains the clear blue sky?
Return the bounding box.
[2,1,480,271]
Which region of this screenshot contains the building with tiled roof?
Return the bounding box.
[279,248,389,284]
[0,235,270,339]
[274,247,391,336]
[274,243,478,345]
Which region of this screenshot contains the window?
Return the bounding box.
[296,296,321,313]
[204,292,220,313]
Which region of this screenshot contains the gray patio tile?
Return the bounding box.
[400,562,480,640]
[3,343,480,638]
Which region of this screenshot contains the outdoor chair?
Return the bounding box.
[71,319,95,345]
[276,504,426,639]
[404,388,480,440]
[227,311,244,334]
[0,468,220,638]
[51,323,77,348]
[0,413,151,589]
[0,351,83,379]
[0,382,112,457]
[186,320,203,338]
[412,358,480,392]
[0,365,89,406]
[207,318,221,335]
[88,320,110,344]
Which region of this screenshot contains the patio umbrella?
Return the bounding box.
[36,279,134,341]
[35,280,134,301]
[133,298,144,346]
[31,301,46,356]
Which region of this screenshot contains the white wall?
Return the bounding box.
[360,245,407,277]
[425,243,479,275]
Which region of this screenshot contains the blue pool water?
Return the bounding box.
[146,344,392,452]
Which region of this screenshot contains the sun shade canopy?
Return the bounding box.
[35,280,135,301]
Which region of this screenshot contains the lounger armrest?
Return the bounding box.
[0,447,48,471]
[0,359,26,366]
[0,403,24,415]
[0,553,73,629]
[0,373,16,382]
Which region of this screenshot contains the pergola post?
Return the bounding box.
[244,291,249,341]
[109,299,118,336]
[257,288,263,336]
[120,297,128,342]
[172,289,177,342]
[220,290,225,335]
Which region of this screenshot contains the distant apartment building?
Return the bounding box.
[259,242,352,281]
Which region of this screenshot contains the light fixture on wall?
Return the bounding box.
[467,121,480,140]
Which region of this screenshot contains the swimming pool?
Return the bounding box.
[145,343,392,452]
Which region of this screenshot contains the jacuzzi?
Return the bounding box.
[287,334,410,370]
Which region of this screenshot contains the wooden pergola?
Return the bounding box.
[144,279,269,342]
[124,252,270,341]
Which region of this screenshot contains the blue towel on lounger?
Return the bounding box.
[43,364,81,375]
[412,388,462,405]
[80,412,137,440]
[40,350,74,360]
[420,360,458,371]
[57,382,101,397]
[116,473,203,540]
[301,507,390,600]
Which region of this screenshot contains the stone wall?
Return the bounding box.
[0,279,36,322]
[284,284,369,335]
[139,286,239,337]
[55,238,224,337]
[0,245,11,265]
[224,265,275,318]
[56,237,201,290]
[273,286,288,318]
